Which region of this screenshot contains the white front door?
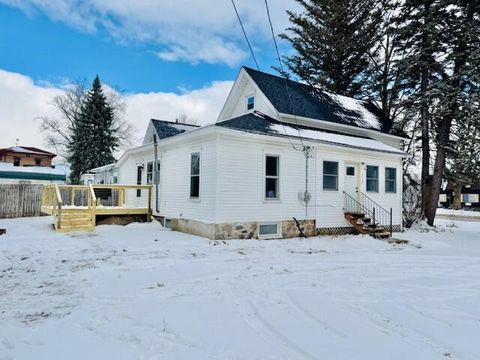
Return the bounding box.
[344,163,359,197]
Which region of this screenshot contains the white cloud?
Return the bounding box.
[0,0,298,66]
[0,69,232,152]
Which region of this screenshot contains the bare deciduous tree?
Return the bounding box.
[39,79,135,160]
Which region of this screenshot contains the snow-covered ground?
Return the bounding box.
[437,208,480,219]
[1,217,479,360]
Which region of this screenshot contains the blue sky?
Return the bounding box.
[0,2,293,93]
[0,0,297,148]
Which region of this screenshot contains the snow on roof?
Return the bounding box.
[151,119,200,140]
[0,162,66,175]
[326,93,381,130]
[242,67,392,134]
[0,146,56,156]
[217,113,406,155]
[90,163,116,173]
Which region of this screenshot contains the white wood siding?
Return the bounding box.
[118,128,403,230]
[215,132,402,228]
[118,135,218,223]
[315,146,403,228]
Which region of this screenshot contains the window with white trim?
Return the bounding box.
[258,223,280,238]
[323,161,338,190]
[385,167,397,193]
[439,194,447,202]
[247,96,255,111]
[463,193,479,203]
[190,152,200,198]
[146,162,154,184]
[366,165,379,192]
[265,155,279,199]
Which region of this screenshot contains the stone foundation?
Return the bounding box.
[169,218,401,239]
[170,218,316,240]
[282,219,316,238]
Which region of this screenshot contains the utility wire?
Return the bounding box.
[263,0,305,150]
[231,0,260,71]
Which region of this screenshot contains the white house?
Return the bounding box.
[80,163,117,185]
[111,67,407,239]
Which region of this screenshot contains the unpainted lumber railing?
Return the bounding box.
[42,184,153,230]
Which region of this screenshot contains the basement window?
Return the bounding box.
[247,96,255,111]
[258,223,280,238]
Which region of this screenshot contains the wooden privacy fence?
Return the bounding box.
[0,184,43,218]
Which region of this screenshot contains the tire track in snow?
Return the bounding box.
[347,303,460,359]
[284,291,347,338]
[246,299,318,360]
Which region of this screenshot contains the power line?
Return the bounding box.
[263,0,305,150]
[231,0,260,71]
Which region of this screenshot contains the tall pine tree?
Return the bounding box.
[280,0,383,97]
[68,76,119,183]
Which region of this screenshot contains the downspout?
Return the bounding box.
[153,134,159,213]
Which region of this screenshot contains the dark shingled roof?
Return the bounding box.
[243,67,393,134]
[216,111,369,139]
[151,119,199,140]
[216,112,405,155]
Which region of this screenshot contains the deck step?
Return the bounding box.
[345,212,391,239]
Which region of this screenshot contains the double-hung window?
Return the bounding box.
[146,162,154,184]
[323,161,338,190]
[385,167,397,193]
[136,165,142,197]
[366,165,379,192]
[265,155,279,199]
[190,152,200,198]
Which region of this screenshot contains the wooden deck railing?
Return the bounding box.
[42,184,153,230]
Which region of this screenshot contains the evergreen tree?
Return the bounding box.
[424,0,480,224]
[446,102,480,209]
[394,0,446,217]
[68,76,119,183]
[280,0,383,97]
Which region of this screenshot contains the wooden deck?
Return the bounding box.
[41,184,153,232]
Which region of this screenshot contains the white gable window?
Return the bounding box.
[247,95,255,111]
[190,152,200,198]
[265,155,279,199]
[366,165,379,192]
[385,167,397,193]
[323,161,338,191]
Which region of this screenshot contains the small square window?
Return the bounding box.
[247,96,255,110]
[346,166,355,176]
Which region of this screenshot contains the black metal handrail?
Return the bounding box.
[343,191,393,238]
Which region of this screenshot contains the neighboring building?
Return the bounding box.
[439,183,480,208]
[0,146,57,167]
[0,146,67,184]
[80,163,117,185]
[98,67,407,239]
